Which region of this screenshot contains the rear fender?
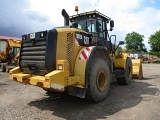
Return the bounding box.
[68,46,95,98]
[74,46,95,87]
[72,46,112,98]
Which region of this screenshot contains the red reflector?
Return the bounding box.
[45,79,49,82]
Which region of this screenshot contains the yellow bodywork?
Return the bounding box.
[113,53,143,79]
[113,53,129,69]
[10,59,84,91]
[132,59,143,79]
[7,39,21,47]
[9,28,91,91]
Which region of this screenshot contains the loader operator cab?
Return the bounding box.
[69,10,116,53]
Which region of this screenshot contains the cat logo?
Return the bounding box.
[30,33,35,39]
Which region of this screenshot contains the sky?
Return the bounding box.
[0,0,160,51]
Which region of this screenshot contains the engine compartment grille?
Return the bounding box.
[19,29,58,75]
[66,32,74,75]
[20,39,47,75]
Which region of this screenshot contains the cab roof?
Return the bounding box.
[69,10,111,21]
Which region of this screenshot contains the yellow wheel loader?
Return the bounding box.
[10,7,133,102]
[0,36,21,72]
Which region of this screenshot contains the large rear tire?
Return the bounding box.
[85,58,110,102]
[117,58,133,85]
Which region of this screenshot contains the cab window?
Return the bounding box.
[0,40,7,51]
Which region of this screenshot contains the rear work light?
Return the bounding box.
[58,64,63,70]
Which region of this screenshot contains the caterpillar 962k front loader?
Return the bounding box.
[10,7,133,102]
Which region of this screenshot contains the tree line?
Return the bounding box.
[118,30,160,57]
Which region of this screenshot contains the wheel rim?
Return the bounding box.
[96,70,108,92]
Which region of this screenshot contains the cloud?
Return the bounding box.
[90,0,160,50]
[0,0,160,51]
[26,10,49,22]
[0,0,52,36]
[0,0,32,36]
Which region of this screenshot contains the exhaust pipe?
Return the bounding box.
[62,9,69,26]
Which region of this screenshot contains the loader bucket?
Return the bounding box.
[132,59,143,79]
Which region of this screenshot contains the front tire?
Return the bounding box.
[117,58,133,85]
[85,58,110,102]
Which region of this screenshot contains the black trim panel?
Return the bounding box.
[45,29,57,72]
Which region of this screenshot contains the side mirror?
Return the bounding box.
[114,41,125,54]
[119,41,124,45]
[110,20,114,31]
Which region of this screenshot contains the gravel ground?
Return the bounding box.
[0,64,160,120]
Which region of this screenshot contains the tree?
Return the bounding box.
[125,31,147,52]
[148,30,160,52]
[116,46,122,53]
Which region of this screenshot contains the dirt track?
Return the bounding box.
[0,64,160,120]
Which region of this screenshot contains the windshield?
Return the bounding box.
[0,40,7,51]
[78,20,97,33]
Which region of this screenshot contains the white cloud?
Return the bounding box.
[1,0,159,51]
[25,0,98,32]
[19,0,160,50]
[28,0,82,26]
[28,0,160,50]
[88,0,160,50]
